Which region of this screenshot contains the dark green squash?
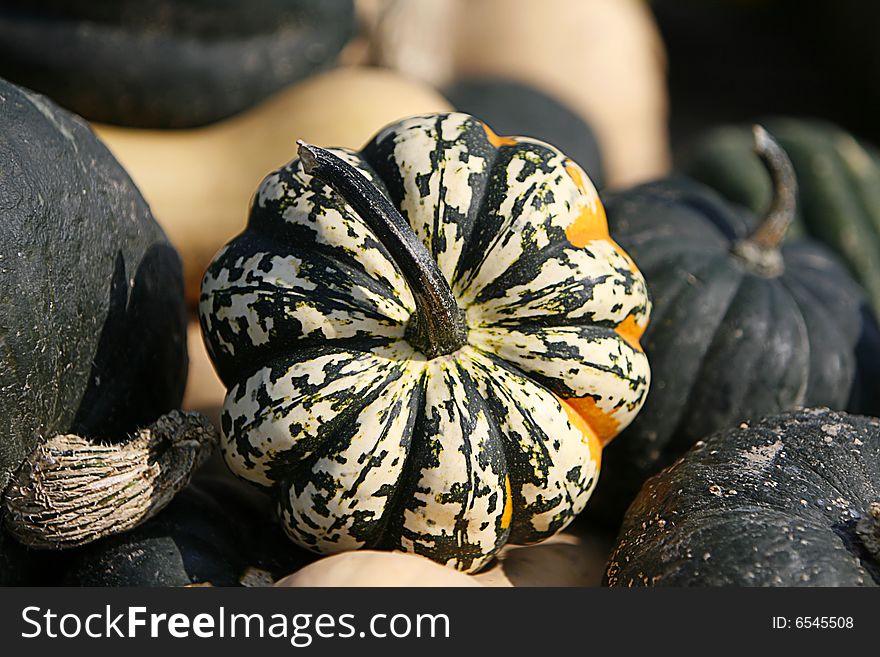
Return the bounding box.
[61,486,243,587]
[61,477,312,587]
[0,78,212,550]
[193,474,316,584]
[605,408,880,587]
[0,0,356,128]
[587,128,880,527]
[443,78,605,188]
[682,118,880,317]
[0,530,35,586]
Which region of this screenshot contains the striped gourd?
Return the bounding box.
[199,112,651,572]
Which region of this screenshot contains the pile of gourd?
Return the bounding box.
[0,0,877,588]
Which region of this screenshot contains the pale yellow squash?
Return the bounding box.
[181,320,225,429]
[94,67,452,304]
[274,551,483,587]
[473,528,613,587]
[362,0,670,188]
[273,529,612,587]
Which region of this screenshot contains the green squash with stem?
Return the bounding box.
[588,126,880,527]
[683,118,880,317]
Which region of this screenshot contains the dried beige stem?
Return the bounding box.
[3,410,217,549]
[731,125,797,277]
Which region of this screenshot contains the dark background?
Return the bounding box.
[653,0,879,153]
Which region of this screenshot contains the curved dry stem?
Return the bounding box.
[298,140,468,358]
[2,410,218,549]
[731,125,797,277]
[744,125,798,250]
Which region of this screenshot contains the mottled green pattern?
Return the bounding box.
[201,113,651,571]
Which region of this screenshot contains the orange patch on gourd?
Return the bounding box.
[565,204,610,248]
[560,399,603,468]
[563,396,620,448]
[564,161,589,193]
[562,161,642,280]
[482,123,519,148]
[563,162,609,248]
[614,314,646,350]
[501,476,513,530]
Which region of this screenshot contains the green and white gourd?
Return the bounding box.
[200,112,651,572]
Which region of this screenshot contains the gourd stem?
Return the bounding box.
[3,411,217,549]
[298,141,468,359]
[730,126,797,276]
[743,125,798,250]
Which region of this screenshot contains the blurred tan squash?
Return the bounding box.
[274,551,483,587]
[361,0,669,188]
[93,67,452,306]
[273,527,613,587]
[181,320,225,429]
[473,528,614,587]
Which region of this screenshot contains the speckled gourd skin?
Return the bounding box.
[200,112,651,572]
[0,79,187,496]
[606,408,880,587]
[588,177,880,526]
